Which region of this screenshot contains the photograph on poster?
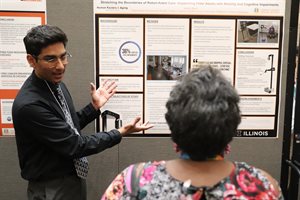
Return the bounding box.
[146,55,186,80]
[237,20,280,47]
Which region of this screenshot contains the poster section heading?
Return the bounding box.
[95,0,285,16]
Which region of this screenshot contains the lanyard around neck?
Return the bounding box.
[44,80,72,119]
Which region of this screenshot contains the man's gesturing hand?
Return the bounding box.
[90,80,117,110]
[118,117,154,136]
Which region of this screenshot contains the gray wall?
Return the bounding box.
[0,0,292,199]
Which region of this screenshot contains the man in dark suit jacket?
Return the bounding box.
[12,25,152,200]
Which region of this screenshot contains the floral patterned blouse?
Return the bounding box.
[101,161,283,200]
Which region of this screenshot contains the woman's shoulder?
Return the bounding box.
[230,161,283,199]
[125,160,165,170]
[232,161,279,185]
[123,160,166,176]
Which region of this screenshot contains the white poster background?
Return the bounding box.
[239,116,275,130]
[235,49,278,95]
[0,99,13,124]
[1,128,14,136]
[145,82,173,134]
[94,0,284,137]
[98,18,143,75]
[0,16,41,89]
[100,94,143,133]
[240,96,276,115]
[144,18,189,133]
[0,0,46,11]
[191,19,235,83]
[145,18,189,56]
[99,76,143,92]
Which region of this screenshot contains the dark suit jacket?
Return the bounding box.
[12,71,121,181]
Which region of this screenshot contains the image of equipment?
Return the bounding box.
[101,110,122,131]
[263,54,275,93]
[259,25,268,43]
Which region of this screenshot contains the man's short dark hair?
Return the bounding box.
[165,66,241,161]
[23,25,68,57]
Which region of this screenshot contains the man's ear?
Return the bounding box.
[26,54,36,68]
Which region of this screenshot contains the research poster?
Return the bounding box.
[0,0,46,136]
[94,0,285,137]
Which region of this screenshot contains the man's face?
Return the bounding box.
[28,42,68,84]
